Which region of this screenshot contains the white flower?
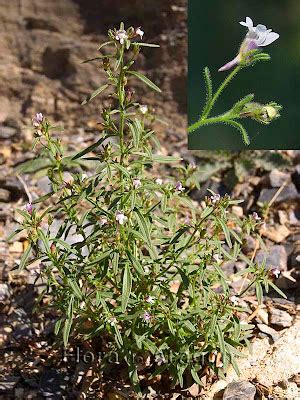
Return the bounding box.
[133,178,141,189]
[108,317,117,326]
[139,105,148,114]
[115,29,128,45]
[136,27,144,39]
[145,295,155,304]
[213,254,223,263]
[271,268,281,279]
[210,193,221,204]
[100,216,108,226]
[115,211,128,225]
[155,178,163,185]
[240,17,279,47]
[229,295,239,306]
[219,17,279,72]
[155,354,166,366]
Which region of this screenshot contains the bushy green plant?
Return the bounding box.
[12,23,281,392]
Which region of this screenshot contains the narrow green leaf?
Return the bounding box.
[72,137,107,160]
[217,217,232,248]
[37,228,51,254]
[63,318,72,347]
[68,279,83,300]
[32,191,54,204]
[191,367,202,385]
[87,249,114,266]
[217,324,226,355]
[132,42,160,48]
[268,281,287,299]
[152,154,182,163]
[127,70,161,93]
[81,84,109,105]
[7,228,24,242]
[18,243,32,271]
[121,264,132,312]
[227,120,250,146]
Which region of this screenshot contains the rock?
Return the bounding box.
[269,307,293,328]
[39,369,67,398]
[292,164,300,191]
[0,376,20,392]
[0,283,10,302]
[231,206,243,217]
[257,324,280,342]
[258,184,299,205]
[0,125,17,139]
[269,169,290,187]
[255,245,287,272]
[223,381,256,400]
[261,224,290,243]
[9,241,24,253]
[0,188,10,202]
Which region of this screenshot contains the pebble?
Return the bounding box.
[258,184,299,205]
[257,324,280,342]
[269,169,290,187]
[0,188,10,202]
[0,283,10,301]
[261,224,290,243]
[223,381,256,400]
[269,307,293,328]
[0,126,17,139]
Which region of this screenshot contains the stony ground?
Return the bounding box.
[1,1,300,399]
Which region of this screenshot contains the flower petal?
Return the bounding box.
[259,31,279,46]
[240,17,253,29]
[255,24,267,32]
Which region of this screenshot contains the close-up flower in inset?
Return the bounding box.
[219,17,279,72]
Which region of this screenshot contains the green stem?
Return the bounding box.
[188,113,235,133]
[188,65,242,134]
[202,65,241,120]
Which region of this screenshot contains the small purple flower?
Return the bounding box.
[145,295,155,305]
[115,211,128,225]
[175,181,185,192]
[133,178,141,189]
[100,216,108,226]
[135,27,144,39]
[219,17,279,72]
[25,202,33,214]
[252,212,261,221]
[115,29,128,45]
[32,113,44,127]
[271,268,281,279]
[142,311,151,322]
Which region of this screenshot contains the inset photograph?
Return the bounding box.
[188,0,300,149]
